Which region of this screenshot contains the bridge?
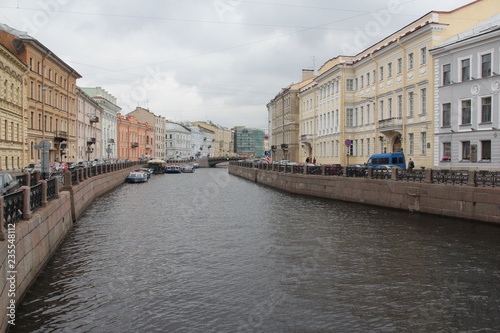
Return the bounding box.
[197,156,240,167]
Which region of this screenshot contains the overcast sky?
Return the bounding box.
[1,0,474,130]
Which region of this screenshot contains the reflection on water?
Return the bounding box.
[11,168,500,332]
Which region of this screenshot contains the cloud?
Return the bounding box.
[0,0,474,130]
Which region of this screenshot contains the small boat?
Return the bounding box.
[181,165,194,173]
[165,165,182,174]
[136,168,153,178]
[126,171,148,183]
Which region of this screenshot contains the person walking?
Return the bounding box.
[408,158,415,172]
[313,157,316,164]
[306,157,310,163]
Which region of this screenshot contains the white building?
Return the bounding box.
[430,15,500,169]
[165,121,191,160]
[76,87,103,162]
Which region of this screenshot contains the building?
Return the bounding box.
[234,126,265,158]
[192,121,233,158]
[76,87,103,163]
[127,106,166,160]
[117,114,153,161]
[165,121,191,160]
[268,69,314,162]
[80,87,120,160]
[268,0,500,168]
[0,40,28,170]
[0,23,82,164]
[430,14,500,169]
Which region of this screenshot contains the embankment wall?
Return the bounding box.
[228,165,500,225]
[0,167,134,333]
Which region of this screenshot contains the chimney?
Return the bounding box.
[302,69,314,81]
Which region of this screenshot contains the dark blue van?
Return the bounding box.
[366,152,406,170]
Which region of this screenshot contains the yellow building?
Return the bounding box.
[0,24,81,165]
[271,0,499,168]
[0,42,28,170]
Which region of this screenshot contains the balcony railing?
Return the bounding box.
[131,142,139,148]
[378,117,403,130]
[300,134,313,141]
[55,130,68,141]
[89,115,99,123]
[87,137,96,145]
[108,138,115,144]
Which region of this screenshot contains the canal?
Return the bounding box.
[10,168,500,332]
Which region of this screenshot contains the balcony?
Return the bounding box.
[108,138,115,144]
[54,130,68,141]
[89,115,99,123]
[131,142,139,148]
[300,134,313,141]
[378,117,403,132]
[145,144,152,149]
[281,143,288,149]
[87,137,96,145]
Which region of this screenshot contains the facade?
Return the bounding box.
[431,15,500,169]
[234,126,265,158]
[269,0,500,168]
[268,70,314,162]
[0,23,82,164]
[199,127,215,158]
[80,87,120,159]
[188,125,204,159]
[76,87,103,163]
[192,121,233,158]
[0,41,28,170]
[127,106,166,160]
[117,114,153,161]
[165,121,191,160]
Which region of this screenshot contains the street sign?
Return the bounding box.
[265,150,271,156]
[345,139,352,147]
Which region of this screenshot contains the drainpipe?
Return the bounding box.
[397,37,407,154]
[370,52,381,153]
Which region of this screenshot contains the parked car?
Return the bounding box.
[373,164,403,176]
[24,163,41,173]
[0,172,21,196]
[345,164,368,177]
[324,163,343,176]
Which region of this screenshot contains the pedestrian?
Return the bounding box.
[408,158,415,172]
[313,157,316,164]
[306,157,310,163]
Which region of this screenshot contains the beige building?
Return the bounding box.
[0,41,28,170]
[268,69,314,162]
[271,0,499,168]
[0,24,81,165]
[192,121,233,158]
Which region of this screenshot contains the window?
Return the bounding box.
[461,58,470,81]
[461,100,471,125]
[354,78,358,90]
[408,92,414,117]
[30,81,34,99]
[361,106,364,125]
[397,58,402,74]
[388,98,392,118]
[360,75,364,88]
[420,47,427,65]
[443,64,451,85]
[408,53,414,69]
[409,133,414,155]
[420,88,427,115]
[482,53,491,78]
[346,109,354,127]
[420,132,426,155]
[379,66,384,81]
[481,97,492,123]
[481,140,491,160]
[367,138,370,156]
[346,79,354,91]
[366,73,370,86]
[387,62,392,78]
[442,103,451,127]
[366,104,370,124]
[29,57,33,70]
[379,100,384,120]
[462,141,470,160]
[397,95,402,118]
[443,142,451,160]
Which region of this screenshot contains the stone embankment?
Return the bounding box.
[228,164,500,225]
[0,165,138,333]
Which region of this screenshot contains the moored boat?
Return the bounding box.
[126,171,148,183]
[181,165,194,173]
[165,165,182,174]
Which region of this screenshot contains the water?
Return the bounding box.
[10,168,500,332]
